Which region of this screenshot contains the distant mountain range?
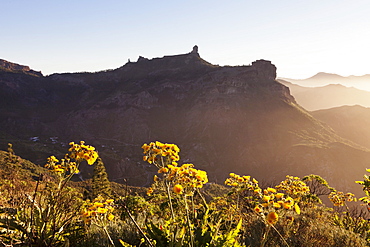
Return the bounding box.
[312,105,370,150]
[280,72,370,91]
[278,79,370,111]
[1,47,369,195]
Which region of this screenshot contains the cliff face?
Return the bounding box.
[0,48,369,194]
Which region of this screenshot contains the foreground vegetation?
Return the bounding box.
[1,141,370,246]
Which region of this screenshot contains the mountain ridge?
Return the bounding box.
[312,105,370,150]
[280,72,370,91]
[0,58,43,77]
[1,47,369,195]
[278,79,370,111]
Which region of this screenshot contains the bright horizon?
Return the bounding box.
[2,1,370,79]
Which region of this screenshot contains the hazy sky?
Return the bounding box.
[2,0,370,78]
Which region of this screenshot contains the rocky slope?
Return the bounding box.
[1,47,369,195]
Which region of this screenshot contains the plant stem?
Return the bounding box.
[103,226,115,246]
[184,195,194,247]
[196,189,209,210]
[260,226,270,247]
[123,204,154,247]
[165,181,175,220]
[271,224,290,247]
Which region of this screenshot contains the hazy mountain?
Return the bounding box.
[312,105,370,150]
[1,47,369,195]
[280,72,370,91]
[278,79,370,111]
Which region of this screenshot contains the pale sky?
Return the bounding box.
[2,0,370,79]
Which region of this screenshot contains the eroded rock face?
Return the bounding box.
[252,59,277,81]
[0,48,368,194]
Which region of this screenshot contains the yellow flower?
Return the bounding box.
[93,202,104,208]
[54,168,64,173]
[294,203,301,215]
[97,207,108,214]
[86,152,98,165]
[231,182,239,187]
[262,195,271,202]
[49,156,59,162]
[147,156,154,163]
[275,193,285,199]
[147,187,154,196]
[254,188,262,194]
[173,184,183,194]
[81,209,91,217]
[266,211,279,225]
[267,187,277,193]
[108,214,115,221]
[105,199,114,204]
[284,197,294,207]
[158,167,169,173]
[254,205,263,213]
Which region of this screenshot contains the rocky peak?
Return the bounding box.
[190,45,199,56]
[251,59,276,80]
[0,59,43,77]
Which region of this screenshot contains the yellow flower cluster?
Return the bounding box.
[167,164,208,188]
[81,196,115,224]
[143,141,208,196]
[254,187,299,213]
[224,173,259,192]
[68,141,99,165]
[45,155,80,175]
[328,191,356,207]
[224,173,301,225]
[148,163,209,195]
[254,188,300,225]
[275,175,310,199]
[142,141,180,166]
